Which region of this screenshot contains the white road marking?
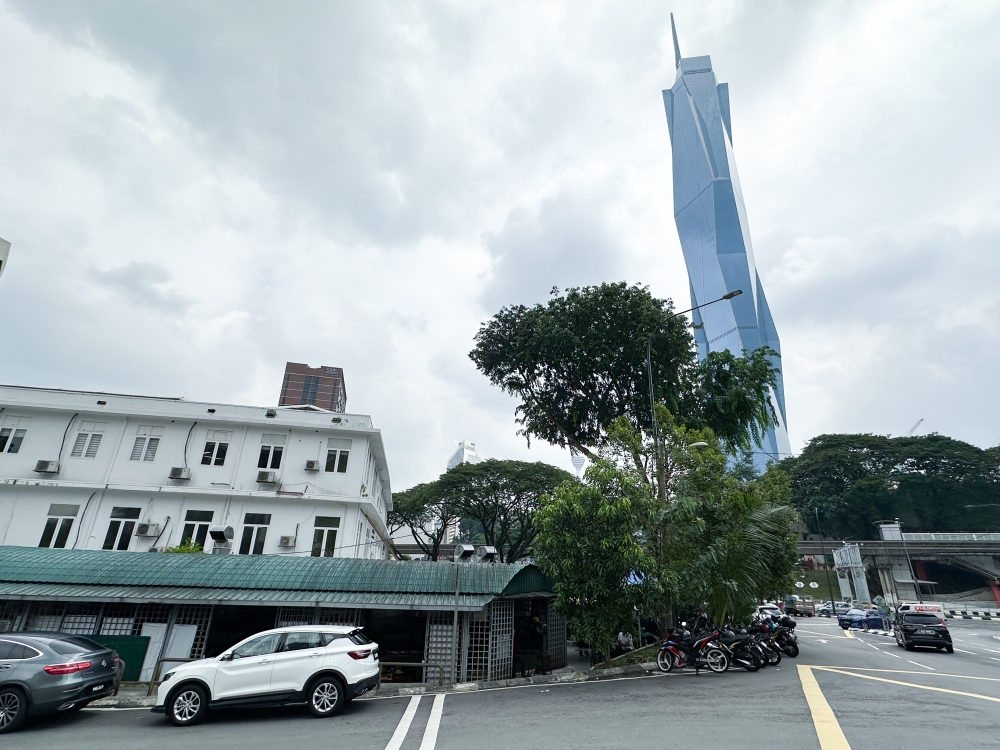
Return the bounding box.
[883,650,901,658]
[819,639,828,644]
[418,693,446,750]
[990,657,1000,663]
[908,661,935,671]
[953,648,977,655]
[384,695,421,750]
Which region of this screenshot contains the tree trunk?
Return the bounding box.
[604,644,613,667]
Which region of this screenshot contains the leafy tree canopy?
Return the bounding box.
[390,459,573,562]
[469,282,780,459]
[782,433,1000,540]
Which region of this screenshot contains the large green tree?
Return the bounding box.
[391,459,573,563]
[469,282,780,461]
[783,433,1000,540]
[437,459,573,562]
[533,460,657,665]
[388,481,461,561]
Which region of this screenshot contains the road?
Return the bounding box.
[6,617,1000,749]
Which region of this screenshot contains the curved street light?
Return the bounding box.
[645,290,742,499]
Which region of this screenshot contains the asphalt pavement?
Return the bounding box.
[5,617,1000,749]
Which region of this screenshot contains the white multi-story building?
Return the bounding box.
[0,385,392,558]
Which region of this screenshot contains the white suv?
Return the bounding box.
[153,625,379,726]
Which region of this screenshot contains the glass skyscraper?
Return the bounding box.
[662,17,790,468]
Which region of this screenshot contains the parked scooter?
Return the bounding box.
[657,625,729,674]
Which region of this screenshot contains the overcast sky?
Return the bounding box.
[1,1,998,490]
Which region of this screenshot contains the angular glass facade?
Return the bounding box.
[663,18,790,468]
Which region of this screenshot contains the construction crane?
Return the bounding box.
[907,418,924,436]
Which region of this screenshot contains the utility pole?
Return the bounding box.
[815,508,839,613]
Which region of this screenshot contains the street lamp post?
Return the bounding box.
[814,508,839,614]
[645,290,742,500]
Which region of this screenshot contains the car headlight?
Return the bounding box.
[162,671,175,682]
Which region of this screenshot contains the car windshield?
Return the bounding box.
[48,636,105,655]
[845,609,865,616]
[903,614,942,625]
[348,629,373,645]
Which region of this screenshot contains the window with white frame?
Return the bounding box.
[239,513,271,555]
[38,504,79,548]
[181,510,214,548]
[311,516,340,557]
[69,421,108,459]
[0,416,31,454]
[324,438,350,473]
[129,425,163,462]
[102,507,141,550]
[257,434,286,470]
[201,430,232,466]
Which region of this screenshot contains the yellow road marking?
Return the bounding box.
[797,666,852,750]
[812,666,1000,704]
[842,628,854,639]
[798,667,1000,683]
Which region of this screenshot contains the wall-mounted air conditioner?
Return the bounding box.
[257,470,278,483]
[136,523,161,537]
[33,460,60,474]
[304,460,320,472]
[169,467,192,480]
[278,535,296,547]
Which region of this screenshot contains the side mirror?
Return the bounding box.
[219,653,234,662]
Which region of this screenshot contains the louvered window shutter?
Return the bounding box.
[84,433,103,458]
[70,433,88,458]
[143,437,160,462]
[130,437,146,461]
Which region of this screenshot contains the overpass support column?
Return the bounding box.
[989,580,1000,607]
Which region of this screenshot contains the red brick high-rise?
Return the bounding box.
[278,362,347,413]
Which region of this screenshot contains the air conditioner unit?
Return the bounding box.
[304,460,320,472]
[278,535,296,547]
[136,523,161,537]
[168,467,192,480]
[257,470,278,483]
[33,460,60,474]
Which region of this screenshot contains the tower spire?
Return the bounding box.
[670,12,681,67]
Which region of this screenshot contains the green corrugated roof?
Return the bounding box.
[0,547,553,610]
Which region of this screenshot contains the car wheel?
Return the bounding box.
[168,685,208,726]
[946,645,954,653]
[0,687,28,734]
[904,642,914,651]
[307,676,345,718]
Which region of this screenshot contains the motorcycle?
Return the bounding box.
[718,628,763,672]
[657,626,730,674]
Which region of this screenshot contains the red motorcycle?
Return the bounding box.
[656,627,729,673]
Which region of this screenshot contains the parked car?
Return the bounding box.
[0,633,120,734]
[756,604,783,620]
[816,601,851,617]
[894,612,953,652]
[153,625,380,726]
[838,608,888,631]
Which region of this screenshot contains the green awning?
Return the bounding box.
[0,547,554,610]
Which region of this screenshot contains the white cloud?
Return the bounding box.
[0,0,998,492]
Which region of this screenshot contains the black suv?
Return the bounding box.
[0,633,120,733]
[894,613,954,653]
